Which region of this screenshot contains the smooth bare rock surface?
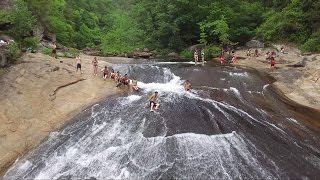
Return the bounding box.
[235,46,320,110]
[0,53,122,175]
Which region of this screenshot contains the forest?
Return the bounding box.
[1,0,320,58]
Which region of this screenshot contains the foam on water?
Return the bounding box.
[229,72,249,77]
[119,95,142,105]
[138,67,185,94]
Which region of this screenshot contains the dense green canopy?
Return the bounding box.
[1,0,319,54]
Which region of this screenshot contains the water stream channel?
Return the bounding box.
[4,61,320,179]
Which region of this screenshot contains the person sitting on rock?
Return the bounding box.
[247,49,252,59]
[131,79,139,91]
[103,66,109,79]
[110,69,116,80]
[115,71,121,83]
[231,55,237,63]
[220,55,225,64]
[121,74,129,85]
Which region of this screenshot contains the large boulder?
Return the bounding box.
[0,48,9,67]
[246,39,264,48]
[167,52,180,60]
[133,51,153,59]
[83,48,103,56]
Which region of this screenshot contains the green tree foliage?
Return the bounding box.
[0,10,9,23]
[8,0,36,43]
[101,10,144,54]
[2,0,319,54]
[257,0,320,52]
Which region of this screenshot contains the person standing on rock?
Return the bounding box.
[255,49,259,57]
[92,57,98,76]
[76,55,82,74]
[247,49,252,59]
[51,42,57,59]
[220,55,225,64]
[201,49,205,65]
[194,49,199,65]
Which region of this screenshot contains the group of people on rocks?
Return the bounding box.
[100,64,139,91]
[73,55,139,91]
[219,48,237,65]
[247,47,286,69]
[246,49,260,58]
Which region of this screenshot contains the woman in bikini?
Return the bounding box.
[92,57,99,76]
[194,49,199,65]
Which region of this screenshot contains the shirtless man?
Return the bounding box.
[76,55,82,74]
[115,71,121,83]
[103,66,109,79]
[149,91,159,112]
[51,42,57,59]
[121,74,129,85]
[183,80,192,91]
[110,69,116,80]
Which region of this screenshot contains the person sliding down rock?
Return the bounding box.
[183,80,192,91]
[148,91,160,112]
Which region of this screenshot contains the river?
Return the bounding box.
[4,61,320,179]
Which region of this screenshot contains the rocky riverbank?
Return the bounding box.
[0,47,319,176]
[0,53,123,175]
[235,46,320,110]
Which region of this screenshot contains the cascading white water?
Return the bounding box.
[4,63,320,180]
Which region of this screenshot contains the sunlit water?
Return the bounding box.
[4,62,320,179]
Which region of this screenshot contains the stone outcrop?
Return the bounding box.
[235,45,320,110]
[167,52,181,60]
[133,51,153,59]
[246,39,264,48]
[0,53,122,175]
[83,48,104,56]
